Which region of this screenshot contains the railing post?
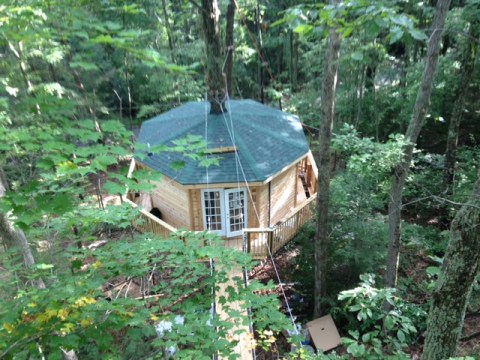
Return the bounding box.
[268,231,273,253]
[295,210,300,232]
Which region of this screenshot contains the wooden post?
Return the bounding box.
[268,231,273,253]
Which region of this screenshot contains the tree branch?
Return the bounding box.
[461,330,480,342]
[189,0,207,15]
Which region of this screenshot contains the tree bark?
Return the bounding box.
[201,0,226,113]
[314,3,341,318]
[256,0,264,103]
[421,170,480,360]
[161,0,176,63]
[293,32,299,92]
[0,167,45,289]
[385,0,451,290]
[224,0,235,97]
[8,42,33,93]
[443,19,479,196]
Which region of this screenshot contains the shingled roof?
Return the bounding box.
[135,100,309,185]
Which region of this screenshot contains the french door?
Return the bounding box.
[201,188,247,237]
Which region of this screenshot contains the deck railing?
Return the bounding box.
[124,198,177,239]
[125,194,317,258]
[243,194,317,258]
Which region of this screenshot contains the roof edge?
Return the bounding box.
[133,159,266,188]
[261,153,309,185]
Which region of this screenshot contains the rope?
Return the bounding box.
[204,91,210,192]
[211,96,299,339]
[205,90,255,358]
[205,42,299,355]
[203,92,219,360]
[217,103,261,224]
[266,236,298,334]
[223,95,257,359]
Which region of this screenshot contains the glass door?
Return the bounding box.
[225,189,247,237]
[201,188,248,237]
[202,189,224,234]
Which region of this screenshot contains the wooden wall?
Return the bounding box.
[247,187,260,229]
[135,158,303,233]
[255,183,270,228]
[150,175,191,229]
[184,163,299,232]
[269,164,297,225]
[189,189,203,231]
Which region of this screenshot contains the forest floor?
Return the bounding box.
[249,245,480,359]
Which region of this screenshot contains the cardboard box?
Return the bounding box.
[306,314,341,352]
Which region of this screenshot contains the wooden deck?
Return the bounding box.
[125,194,316,259]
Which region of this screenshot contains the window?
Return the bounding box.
[201,188,247,237]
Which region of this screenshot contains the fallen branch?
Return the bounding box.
[461,330,480,342]
[158,288,202,315]
[134,293,166,300]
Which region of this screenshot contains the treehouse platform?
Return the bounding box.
[125,192,316,259]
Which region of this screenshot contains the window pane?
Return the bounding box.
[227,190,246,233]
[203,191,222,231]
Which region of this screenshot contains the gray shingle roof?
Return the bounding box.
[135,100,309,185]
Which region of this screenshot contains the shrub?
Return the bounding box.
[337,274,427,359]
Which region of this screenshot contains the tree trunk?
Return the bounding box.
[256,0,264,103]
[354,65,366,128]
[289,31,299,92]
[385,0,451,290]
[201,0,226,114]
[224,0,235,97]
[421,170,480,360]
[314,2,341,318]
[0,167,45,289]
[443,18,479,197]
[161,0,176,63]
[8,42,33,93]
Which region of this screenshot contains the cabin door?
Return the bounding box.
[225,188,247,237]
[201,188,247,237]
[202,189,225,235]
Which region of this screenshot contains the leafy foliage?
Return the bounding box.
[338,274,427,359]
[0,232,290,359]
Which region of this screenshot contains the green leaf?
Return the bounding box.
[409,29,428,41]
[93,154,118,169]
[397,329,406,343]
[103,181,126,195]
[348,330,360,340]
[70,61,99,71]
[170,160,186,172]
[293,24,313,35]
[362,332,371,342]
[390,28,404,44]
[342,27,353,38]
[351,52,364,61]
[91,34,113,44]
[384,315,395,330]
[391,14,411,27]
[100,120,122,133]
[426,266,441,278]
[35,263,54,270]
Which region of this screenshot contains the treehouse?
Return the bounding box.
[127,99,318,258]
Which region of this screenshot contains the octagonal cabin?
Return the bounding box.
[128,100,317,251]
